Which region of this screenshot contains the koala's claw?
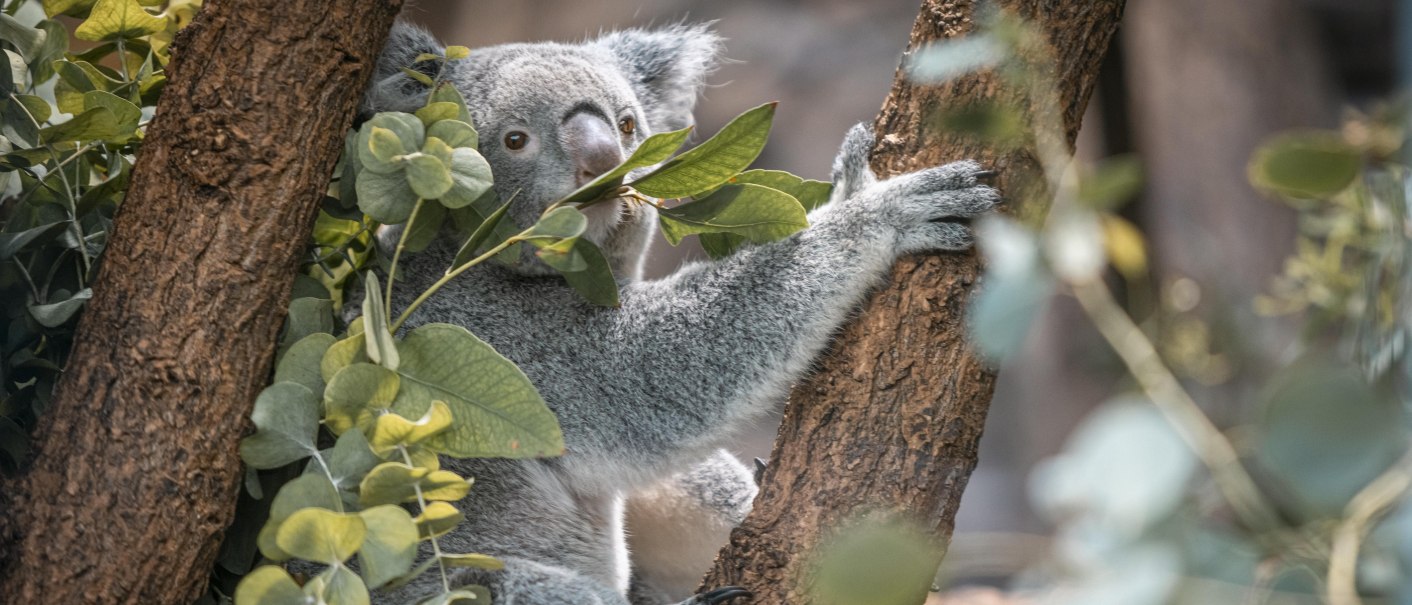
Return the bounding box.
[695,586,753,604]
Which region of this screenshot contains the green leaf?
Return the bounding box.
[42,0,97,17]
[440,148,494,209]
[239,382,320,470]
[53,60,114,116]
[28,20,68,83]
[444,45,470,60]
[322,566,371,605]
[559,239,619,308]
[699,170,832,257]
[320,318,368,383]
[358,505,419,588]
[81,90,141,139]
[525,206,587,240]
[416,102,461,127]
[362,273,400,370]
[0,222,69,259]
[1248,131,1361,199]
[234,566,309,605]
[426,119,478,150]
[405,154,454,200]
[400,66,434,86]
[1256,359,1406,516]
[657,183,808,246]
[356,170,421,224]
[28,288,92,327]
[402,200,447,253]
[413,52,440,64]
[414,501,464,540]
[1079,155,1144,210]
[358,462,470,507]
[74,0,166,41]
[324,362,400,435]
[368,400,454,455]
[358,113,425,175]
[281,297,335,350]
[276,332,336,395]
[534,237,586,272]
[0,14,47,63]
[448,195,513,273]
[37,106,120,144]
[275,507,366,564]
[366,126,408,167]
[724,169,833,212]
[392,323,563,458]
[631,102,777,199]
[429,82,473,125]
[559,126,693,206]
[257,474,342,561]
[318,428,381,496]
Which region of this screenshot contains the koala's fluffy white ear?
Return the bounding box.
[596,23,724,134]
[363,21,445,115]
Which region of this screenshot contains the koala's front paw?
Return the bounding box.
[868,160,1001,253]
[677,586,752,605]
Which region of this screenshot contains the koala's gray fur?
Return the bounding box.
[355,21,999,605]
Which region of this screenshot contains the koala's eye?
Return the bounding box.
[618,116,636,136]
[504,131,528,151]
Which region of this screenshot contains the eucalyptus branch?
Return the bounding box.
[1327,455,1412,605]
[386,199,427,319]
[1070,280,1284,532]
[398,445,452,593]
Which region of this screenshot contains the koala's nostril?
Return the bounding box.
[566,112,625,186]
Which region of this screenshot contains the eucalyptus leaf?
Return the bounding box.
[391,323,563,458]
[358,112,425,175]
[0,221,69,259]
[657,183,808,246]
[361,273,400,370]
[320,428,381,495]
[239,382,320,470]
[74,0,166,41]
[0,14,45,63]
[358,462,470,507]
[356,170,420,225]
[275,507,366,564]
[428,82,473,125]
[448,194,513,273]
[28,287,92,328]
[324,362,400,435]
[427,119,477,150]
[525,206,587,241]
[1248,131,1361,199]
[415,102,460,127]
[368,400,454,455]
[358,505,419,588]
[440,147,493,209]
[414,501,465,540]
[559,239,619,308]
[257,474,342,561]
[440,553,505,570]
[631,103,776,199]
[322,566,371,605]
[234,566,308,605]
[405,154,454,200]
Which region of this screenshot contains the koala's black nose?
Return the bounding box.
[564,112,624,187]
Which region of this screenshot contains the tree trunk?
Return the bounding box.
[0,1,402,603]
[699,1,1125,603]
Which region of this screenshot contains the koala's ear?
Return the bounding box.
[596,23,724,133]
[363,21,444,115]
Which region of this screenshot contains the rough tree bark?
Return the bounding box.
[700,1,1125,603]
[0,1,402,603]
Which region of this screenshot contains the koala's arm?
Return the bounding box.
[559,125,999,482]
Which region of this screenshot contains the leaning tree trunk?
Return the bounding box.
[0,1,401,603]
[699,1,1125,603]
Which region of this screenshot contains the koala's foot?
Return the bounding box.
[677,586,752,605]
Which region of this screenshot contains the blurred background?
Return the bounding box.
[406,0,1401,600]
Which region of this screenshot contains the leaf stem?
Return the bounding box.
[1326,455,1411,605]
[386,199,426,319]
[398,445,452,593]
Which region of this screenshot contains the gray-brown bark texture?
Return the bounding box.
[699,1,1125,603]
[0,1,402,603]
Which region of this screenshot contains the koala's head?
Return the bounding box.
[364,22,723,278]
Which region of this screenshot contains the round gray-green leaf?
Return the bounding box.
[427,119,478,150]
[239,382,320,470]
[440,148,494,209]
[405,154,454,200]
[356,170,421,224]
[358,505,419,588]
[358,112,425,175]
[234,566,309,605]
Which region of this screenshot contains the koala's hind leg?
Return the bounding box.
[626,450,758,604]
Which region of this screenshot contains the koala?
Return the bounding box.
[357,21,999,605]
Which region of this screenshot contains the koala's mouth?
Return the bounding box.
[932,216,973,227]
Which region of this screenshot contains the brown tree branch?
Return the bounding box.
[699,1,1125,603]
[0,1,402,602]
